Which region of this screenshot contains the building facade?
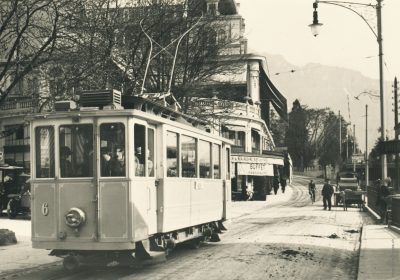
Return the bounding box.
[0,0,289,192]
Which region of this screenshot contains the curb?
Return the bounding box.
[364,205,381,221]
[356,224,364,280]
[388,224,400,235]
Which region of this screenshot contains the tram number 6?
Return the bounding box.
[41,202,49,216]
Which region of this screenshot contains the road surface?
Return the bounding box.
[0,176,375,279]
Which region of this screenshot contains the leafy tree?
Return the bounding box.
[286,99,308,170]
[269,108,288,147]
[286,100,349,172]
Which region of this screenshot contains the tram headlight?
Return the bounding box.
[65,208,86,228]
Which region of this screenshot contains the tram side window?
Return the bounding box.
[199,140,211,178]
[166,131,178,177]
[147,128,155,177]
[59,125,93,178]
[213,144,221,179]
[181,135,196,178]
[100,123,126,177]
[35,127,55,178]
[134,124,145,177]
[226,148,231,180]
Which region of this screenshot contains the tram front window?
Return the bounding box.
[100,123,126,177]
[35,127,55,178]
[59,125,93,178]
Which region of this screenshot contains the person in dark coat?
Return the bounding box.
[321,179,334,210]
[379,178,391,221]
[273,176,280,195]
[280,177,287,193]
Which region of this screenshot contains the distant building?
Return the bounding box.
[0,0,289,192]
[187,1,289,200]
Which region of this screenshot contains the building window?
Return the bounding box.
[229,131,245,147]
[251,129,260,153]
[208,3,217,15]
[4,124,29,146]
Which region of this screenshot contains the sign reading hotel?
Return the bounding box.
[231,155,283,166]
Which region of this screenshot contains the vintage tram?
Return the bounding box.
[28,90,232,270]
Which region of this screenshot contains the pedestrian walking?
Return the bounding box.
[273,176,280,195]
[321,179,334,210]
[280,177,287,193]
[379,178,391,223]
[309,179,316,203]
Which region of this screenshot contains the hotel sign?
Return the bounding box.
[231,155,283,166]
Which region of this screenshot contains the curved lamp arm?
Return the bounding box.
[316,0,378,39]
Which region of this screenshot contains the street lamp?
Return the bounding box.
[309,0,387,179]
[309,2,323,37]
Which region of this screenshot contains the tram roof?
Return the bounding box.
[26,96,233,144]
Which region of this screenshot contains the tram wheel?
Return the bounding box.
[7,200,18,219]
[63,256,81,272]
[189,238,201,249]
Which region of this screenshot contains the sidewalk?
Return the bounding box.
[358,225,400,280]
[0,185,293,275]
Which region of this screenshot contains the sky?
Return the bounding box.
[239,0,400,153]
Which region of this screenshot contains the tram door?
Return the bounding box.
[98,121,130,241]
[132,123,157,240]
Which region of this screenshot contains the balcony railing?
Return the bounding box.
[193,99,261,119]
[0,96,38,115]
[231,145,245,153]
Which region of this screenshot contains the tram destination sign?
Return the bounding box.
[378,140,400,154]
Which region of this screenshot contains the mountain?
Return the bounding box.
[263,53,393,152]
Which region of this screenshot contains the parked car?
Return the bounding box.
[337,171,360,191]
[0,164,30,218]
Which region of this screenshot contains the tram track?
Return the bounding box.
[0,176,370,279]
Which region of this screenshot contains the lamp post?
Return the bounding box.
[309,0,387,179]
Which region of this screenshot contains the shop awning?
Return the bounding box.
[259,66,287,120]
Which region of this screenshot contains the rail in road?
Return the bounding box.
[0,175,375,280]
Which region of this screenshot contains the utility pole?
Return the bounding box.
[377,0,387,179]
[339,110,342,158]
[394,77,399,191]
[365,105,369,188]
[353,124,356,172]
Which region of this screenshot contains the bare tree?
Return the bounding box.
[0,0,76,104]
